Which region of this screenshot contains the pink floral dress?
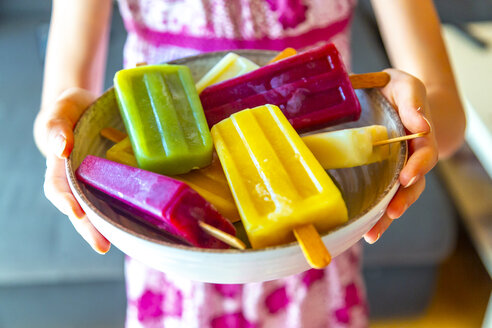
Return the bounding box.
[117,0,369,327]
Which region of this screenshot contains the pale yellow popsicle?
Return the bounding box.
[211,104,348,249]
[302,125,390,169]
[106,137,138,167]
[195,53,259,94]
[105,136,241,223]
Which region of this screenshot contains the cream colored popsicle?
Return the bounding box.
[302,125,390,169]
[195,53,259,94]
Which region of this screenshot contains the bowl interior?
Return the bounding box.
[67,50,406,254]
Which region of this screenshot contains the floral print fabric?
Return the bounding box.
[117,1,368,326]
[125,245,368,327]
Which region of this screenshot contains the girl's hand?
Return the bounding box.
[35,87,111,254]
[363,69,438,244]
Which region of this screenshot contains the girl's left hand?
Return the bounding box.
[363,68,438,244]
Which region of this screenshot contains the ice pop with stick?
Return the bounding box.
[76,155,244,249]
[211,104,349,268]
[200,43,390,131]
[102,123,428,172]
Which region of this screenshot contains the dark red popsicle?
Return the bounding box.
[75,155,236,249]
[200,43,361,132]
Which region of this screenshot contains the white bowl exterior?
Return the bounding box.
[69,166,398,283]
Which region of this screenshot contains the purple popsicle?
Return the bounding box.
[200,43,361,132]
[75,155,236,249]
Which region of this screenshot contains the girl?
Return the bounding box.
[34,0,465,326]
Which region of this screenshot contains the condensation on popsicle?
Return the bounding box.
[114,64,213,176]
[75,155,236,249]
[200,43,361,132]
[302,125,390,169]
[211,104,348,249]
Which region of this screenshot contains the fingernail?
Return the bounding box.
[364,233,380,244]
[405,176,417,188]
[73,207,85,220]
[421,115,432,133]
[94,244,111,255]
[55,134,67,157]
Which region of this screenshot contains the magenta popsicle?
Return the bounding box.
[200,43,361,132]
[75,155,236,249]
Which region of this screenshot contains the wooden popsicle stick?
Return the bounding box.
[198,221,246,250]
[293,224,331,269]
[349,72,390,89]
[100,127,127,143]
[373,131,428,146]
[268,47,297,64]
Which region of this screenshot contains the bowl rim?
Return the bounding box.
[66,49,407,255]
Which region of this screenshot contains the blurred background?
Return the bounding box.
[0,0,491,327]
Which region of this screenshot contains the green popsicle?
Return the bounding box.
[114,64,213,175]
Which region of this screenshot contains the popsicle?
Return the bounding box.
[114,64,213,175]
[101,128,241,223]
[195,53,260,94]
[201,43,382,131]
[302,125,390,169]
[106,137,138,168]
[211,104,348,256]
[103,124,391,171]
[75,155,237,249]
[176,155,241,223]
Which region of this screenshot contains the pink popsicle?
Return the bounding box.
[75,155,236,249]
[200,43,361,132]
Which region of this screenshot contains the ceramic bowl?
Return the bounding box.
[66,50,407,283]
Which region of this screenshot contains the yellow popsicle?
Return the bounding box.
[106,137,139,167]
[105,136,241,223]
[195,53,259,94]
[211,104,348,249]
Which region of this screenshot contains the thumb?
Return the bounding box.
[45,88,96,158]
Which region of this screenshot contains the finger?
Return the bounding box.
[45,88,96,158]
[364,177,426,244]
[45,156,110,253]
[399,136,438,187]
[381,69,432,135]
[364,214,392,244]
[386,177,426,219]
[45,155,85,218]
[68,213,111,254]
[379,69,438,186]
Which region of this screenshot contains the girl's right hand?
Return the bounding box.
[35,87,111,254]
